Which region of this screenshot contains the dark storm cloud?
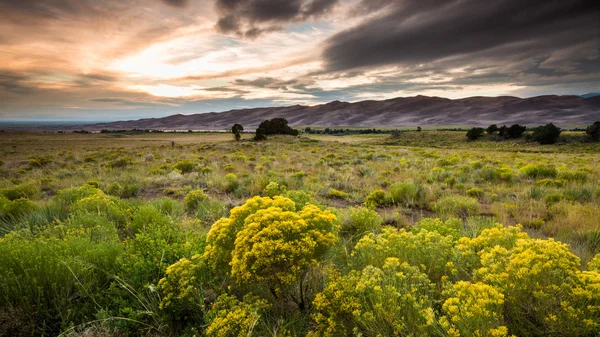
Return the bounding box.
[323,0,599,72]
[234,77,315,90]
[215,0,338,37]
[0,72,36,95]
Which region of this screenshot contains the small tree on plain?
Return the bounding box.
[531,123,562,144]
[466,127,485,140]
[231,124,244,141]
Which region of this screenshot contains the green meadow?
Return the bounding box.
[1,130,600,337]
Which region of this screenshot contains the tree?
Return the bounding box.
[486,124,499,135]
[531,123,562,144]
[506,124,527,139]
[254,127,267,141]
[256,118,299,137]
[417,126,422,132]
[586,121,600,142]
[498,125,508,138]
[231,124,244,141]
[466,127,485,140]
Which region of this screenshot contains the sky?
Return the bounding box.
[0,0,598,122]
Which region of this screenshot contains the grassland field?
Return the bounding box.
[1,130,600,337]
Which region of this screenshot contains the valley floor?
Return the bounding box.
[1,131,599,336]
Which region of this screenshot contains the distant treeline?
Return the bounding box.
[303,127,467,135]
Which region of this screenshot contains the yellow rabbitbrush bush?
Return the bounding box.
[205,293,270,337]
[441,281,508,337]
[310,258,437,337]
[204,196,339,293]
[470,233,600,336]
[231,203,338,291]
[351,226,458,285]
[204,196,297,274]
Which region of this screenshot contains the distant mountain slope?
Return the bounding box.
[581,93,600,99]
[55,95,600,131]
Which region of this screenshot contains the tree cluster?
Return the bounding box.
[255,118,299,140]
[530,123,562,144]
[586,121,600,142]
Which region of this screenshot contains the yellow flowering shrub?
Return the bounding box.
[352,227,458,284]
[440,281,508,337]
[264,181,286,197]
[205,294,270,337]
[310,258,437,337]
[588,253,600,272]
[476,238,589,336]
[454,225,528,276]
[184,190,208,211]
[231,203,338,292]
[158,254,204,319]
[204,196,296,274]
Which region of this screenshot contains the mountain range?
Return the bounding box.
[20,95,600,131]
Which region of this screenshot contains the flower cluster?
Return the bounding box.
[440,281,508,337]
[205,294,270,337]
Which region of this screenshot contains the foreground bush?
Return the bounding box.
[311,258,437,337]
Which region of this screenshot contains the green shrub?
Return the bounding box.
[184,190,208,212]
[364,189,386,208]
[283,189,314,210]
[106,157,133,169]
[0,232,121,336]
[433,196,480,219]
[264,181,286,197]
[342,206,383,237]
[389,181,426,207]
[0,197,39,221]
[106,181,140,198]
[130,204,172,234]
[535,178,565,188]
[174,160,195,174]
[27,156,53,168]
[151,197,184,218]
[466,187,484,198]
[558,170,588,182]
[519,164,557,178]
[563,187,593,203]
[224,173,239,192]
[327,188,348,199]
[71,190,131,228]
[1,183,40,201]
[415,217,462,239]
